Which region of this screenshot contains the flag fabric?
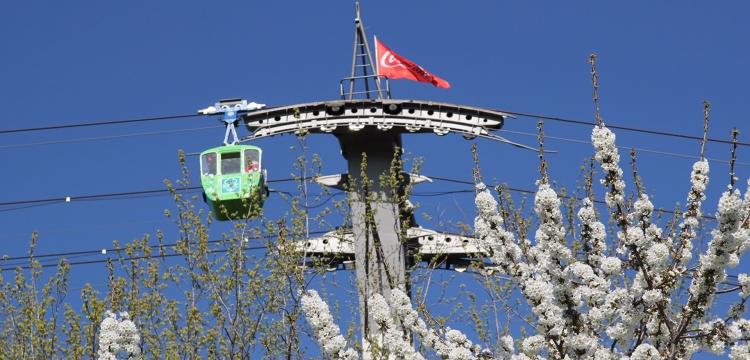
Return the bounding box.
[375,38,450,89]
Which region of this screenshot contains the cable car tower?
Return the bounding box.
[203,1,537,354]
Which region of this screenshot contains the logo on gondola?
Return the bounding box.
[221,177,241,193]
[380,51,404,68]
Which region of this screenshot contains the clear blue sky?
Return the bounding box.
[1,1,748,357]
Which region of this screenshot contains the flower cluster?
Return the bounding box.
[630,343,660,360]
[300,290,358,360]
[674,160,710,266]
[591,125,625,209]
[98,312,120,360]
[97,311,142,360]
[577,198,608,271]
[728,319,750,358]
[739,274,750,298]
[474,183,523,275]
[525,182,584,351]
[368,293,425,360]
[686,187,749,322]
[390,288,485,359]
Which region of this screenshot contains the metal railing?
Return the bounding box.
[339,75,391,100]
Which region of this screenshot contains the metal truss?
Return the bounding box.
[241,99,538,151]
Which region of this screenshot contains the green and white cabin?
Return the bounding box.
[199,144,267,220]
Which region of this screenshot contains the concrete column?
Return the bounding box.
[337,130,408,355]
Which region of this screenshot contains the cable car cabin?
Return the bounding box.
[199,145,268,220]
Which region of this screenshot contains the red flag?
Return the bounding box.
[375,38,450,89]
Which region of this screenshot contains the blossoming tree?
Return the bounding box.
[300,56,750,359]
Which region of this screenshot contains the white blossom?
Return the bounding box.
[634,194,655,219]
[368,293,425,360]
[520,335,546,355]
[593,347,618,360]
[729,344,750,360]
[389,288,474,359]
[728,319,750,341]
[686,187,749,322]
[644,242,670,271]
[600,257,622,276]
[578,198,608,271]
[630,343,661,360]
[674,160,710,266]
[698,320,728,355]
[97,311,120,360]
[462,122,750,358]
[524,279,553,303]
[117,312,141,359]
[641,289,663,306]
[496,335,515,359]
[474,183,523,275]
[592,125,625,208]
[690,160,710,199]
[97,311,142,360]
[569,333,596,355]
[300,290,358,360]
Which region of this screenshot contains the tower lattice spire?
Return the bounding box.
[342,1,388,99]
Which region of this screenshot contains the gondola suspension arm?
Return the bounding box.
[199,99,265,145]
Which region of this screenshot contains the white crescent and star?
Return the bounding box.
[379,51,405,68]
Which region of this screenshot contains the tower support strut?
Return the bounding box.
[338,130,407,352]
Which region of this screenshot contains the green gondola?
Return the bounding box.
[199,144,268,220]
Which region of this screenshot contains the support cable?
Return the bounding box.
[0,177,718,266]
[0,114,203,134]
[1,230,330,271]
[499,109,750,148]
[0,108,746,148]
[0,177,304,207]
[0,175,719,221]
[499,129,750,167]
[2,245,267,272]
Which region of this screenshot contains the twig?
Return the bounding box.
[701,101,710,159]
[730,128,739,188]
[589,54,604,127]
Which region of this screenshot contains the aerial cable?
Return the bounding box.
[0,113,203,135]
[7,246,741,290]
[2,124,732,170]
[0,125,222,150]
[1,230,331,271]
[499,129,750,167]
[500,109,750,148]
[0,173,720,223]
[1,122,736,172]
[2,246,268,272]
[425,175,718,221]
[0,177,308,207]
[1,108,746,149]
[4,227,743,289]
[0,187,201,206]
[412,190,474,196]
[0,202,60,213]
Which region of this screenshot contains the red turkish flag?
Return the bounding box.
[375,38,451,89]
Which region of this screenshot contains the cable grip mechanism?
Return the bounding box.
[198,98,265,145]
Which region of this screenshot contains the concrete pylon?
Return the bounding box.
[338,129,408,356]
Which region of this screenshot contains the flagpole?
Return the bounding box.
[374,34,384,98]
[374,35,378,75]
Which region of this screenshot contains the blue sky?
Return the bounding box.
[1,1,749,356]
